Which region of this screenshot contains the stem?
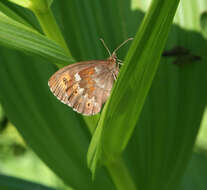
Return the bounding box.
[33,8,72,57]
[105,157,137,190]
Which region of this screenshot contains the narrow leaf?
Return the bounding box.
[0,2,32,27]
[8,0,31,9]
[88,0,180,174]
[8,0,53,11]
[102,0,180,158]
[0,12,74,65]
[87,105,107,176]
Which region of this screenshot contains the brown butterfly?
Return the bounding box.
[48,38,132,116]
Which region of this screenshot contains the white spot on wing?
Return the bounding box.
[94,78,105,89]
[74,73,81,81]
[99,84,105,88]
[94,78,101,83]
[91,96,95,102]
[95,66,101,73]
[79,88,84,93]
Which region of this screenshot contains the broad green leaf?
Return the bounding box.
[0,174,56,190]
[0,174,57,190]
[0,12,74,65]
[179,151,207,190]
[123,1,207,190]
[0,2,114,189]
[0,47,115,189]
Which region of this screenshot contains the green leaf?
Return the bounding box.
[1,0,207,190]
[88,0,180,173]
[87,106,106,177]
[0,103,6,130]
[200,11,207,38]
[0,174,57,190]
[0,12,74,65]
[8,0,31,9]
[0,48,115,189]
[8,0,53,11]
[123,1,207,190]
[179,151,207,190]
[29,0,53,11]
[0,2,32,27]
[0,3,114,189]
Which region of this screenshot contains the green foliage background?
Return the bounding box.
[0,0,207,190]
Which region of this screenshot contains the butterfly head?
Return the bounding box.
[108,52,117,64]
[100,38,133,67]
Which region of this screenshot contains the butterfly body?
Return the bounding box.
[48,53,119,115]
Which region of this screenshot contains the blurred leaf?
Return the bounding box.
[0,174,57,190]
[8,0,31,9]
[200,11,207,38]
[47,0,53,6]
[0,103,8,131]
[8,0,53,11]
[0,104,5,124]
[196,108,207,148]
[179,151,207,190]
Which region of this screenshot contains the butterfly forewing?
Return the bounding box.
[48,60,118,115]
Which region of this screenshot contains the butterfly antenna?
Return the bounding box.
[113,37,133,54]
[100,38,111,56]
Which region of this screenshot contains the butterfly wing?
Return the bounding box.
[48,61,118,115]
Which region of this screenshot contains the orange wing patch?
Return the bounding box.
[78,68,96,98]
[79,67,95,76]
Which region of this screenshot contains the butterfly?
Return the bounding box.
[48,38,133,116]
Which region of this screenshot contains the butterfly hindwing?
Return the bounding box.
[48,61,117,115]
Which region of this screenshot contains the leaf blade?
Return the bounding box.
[0,12,74,65]
[0,174,57,190]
